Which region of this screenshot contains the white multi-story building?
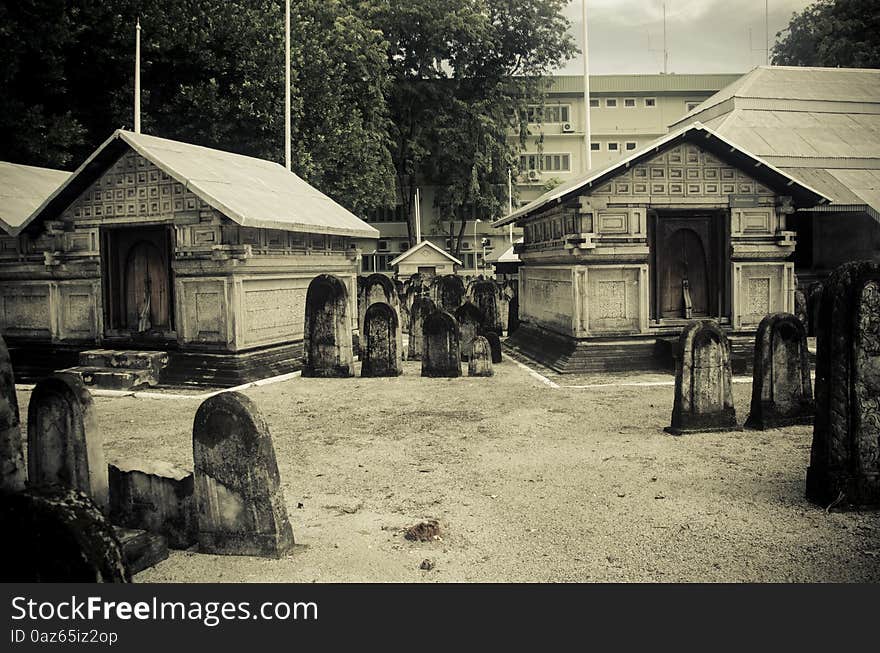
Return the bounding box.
[360,72,743,275]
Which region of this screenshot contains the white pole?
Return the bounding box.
[663,2,668,74]
[414,188,422,243]
[134,19,141,134]
[285,0,292,171]
[582,0,591,173]
[507,168,513,244]
[765,0,770,65]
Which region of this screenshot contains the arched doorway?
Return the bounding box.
[651,213,724,321]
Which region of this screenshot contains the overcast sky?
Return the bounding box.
[555,0,816,75]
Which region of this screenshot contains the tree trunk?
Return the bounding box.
[453,219,468,258]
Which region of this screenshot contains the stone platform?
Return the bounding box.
[60,350,170,390]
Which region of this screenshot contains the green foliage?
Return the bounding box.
[359,0,576,250]
[772,0,880,68]
[0,0,395,213]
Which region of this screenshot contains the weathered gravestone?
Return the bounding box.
[482,331,503,364]
[109,459,197,549]
[434,274,465,313]
[302,274,354,377]
[27,373,108,510]
[665,320,737,435]
[468,336,494,377]
[0,485,129,582]
[806,261,880,508]
[454,302,484,361]
[0,335,25,491]
[408,297,437,361]
[508,294,520,334]
[470,280,503,335]
[359,273,399,354]
[807,281,823,337]
[361,302,403,377]
[421,311,462,378]
[745,313,814,430]
[193,392,295,557]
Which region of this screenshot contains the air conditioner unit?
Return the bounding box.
[562,122,574,133]
[527,169,541,182]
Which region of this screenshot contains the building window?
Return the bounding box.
[525,104,570,124]
[589,98,600,108]
[399,241,410,252]
[607,142,620,152]
[462,241,471,250]
[623,98,636,108]
[519,153,571,172]
[605,98,617,108]
[590,142,600,151]
[378,240,389,251]
[625,141,638,151]
[686,101,701,111]
[645,97,657,108]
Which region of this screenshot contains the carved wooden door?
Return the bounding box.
[657,216,713,319]
[124,240,170,331]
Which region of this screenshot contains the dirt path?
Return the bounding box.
[16,357,880,582]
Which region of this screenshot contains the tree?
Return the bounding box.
[360,0,576,254]
[0,0,396,214]
[772,0,880,68]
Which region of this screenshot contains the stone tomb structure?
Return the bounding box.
[27,373,108,510]
[468,336,494,377]
[408,296,436,361]
[434,275,466,314]
[361,302,403,377]
[745,312,814,429]
[0,334,25,491]
[666,320,738,435]
[493,123,829,373]
[482,331,503,364]
[421,311,462,378]
[0,130,375,387]
[302,274,354,377]
[192,391,294,557]
[807,261,880,508]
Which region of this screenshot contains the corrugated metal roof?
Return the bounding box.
[0,162,71,234]
[494,122,830,227]
[390,239,462,267]
[16,130,379,239]
[548,73,743,94]
[676,66,880,124]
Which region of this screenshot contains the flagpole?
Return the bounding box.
[134,19,141,134]
[414,188,422,243]
[582,0,591,173]
[284,0,292,171]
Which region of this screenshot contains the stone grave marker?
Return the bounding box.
[468,336,494,377]
[454,302,484,360]
[408,296,437,361]
[745,313,814,429]
[27,373,108,510]
[482,331,503,364]
[302,274,354,377]
[193,391,294,557]
[470,280,503,335]
[665,320,737,435]
[361,302,403,377]
[109,459,197,549]
[0,485,129,582]
[421,311,462,378]
[0,335,25,491]
[807,261,880,508]
[434,275,466,314]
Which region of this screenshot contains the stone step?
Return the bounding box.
[79,349,169,374]
[59,366,155,391]
[113,526,169,575]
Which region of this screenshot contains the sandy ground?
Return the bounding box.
[16,356,880,583]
